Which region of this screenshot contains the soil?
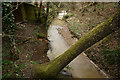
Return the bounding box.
[2,21,49,78]
[2,2,120,78]
[85,30,120,78]
[52,11,107,78]
[60,2,120,78]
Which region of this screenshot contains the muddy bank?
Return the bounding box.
[2,21,49,78]
[62,2,119,78]
[47,10,107,78]
[50,18,77,46]
[57,20,107,78]
[65,2,120,78]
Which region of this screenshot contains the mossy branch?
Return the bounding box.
[32,9,120,78]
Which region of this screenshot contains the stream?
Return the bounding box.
[47,25,69,60]
[47,10,107,78]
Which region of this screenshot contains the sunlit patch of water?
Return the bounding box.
[58,10,67,20]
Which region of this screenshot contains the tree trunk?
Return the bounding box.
[32,9,120,78]
[45,2,49,27]
[38,0,42,19]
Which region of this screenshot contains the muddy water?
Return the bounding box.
[67,53,106,78]
[47,25,69,60]
[47,10,107,78]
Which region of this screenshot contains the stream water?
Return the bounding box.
[47,10,107,78]
[47,25,69,60]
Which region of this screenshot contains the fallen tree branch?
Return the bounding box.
[32,9,120,78]
[2,33,31,38]
[2,33,49,44]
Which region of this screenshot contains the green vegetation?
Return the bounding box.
[33,26,47,38]
[2,2,120,78]
[65,65,72,70]
[2,2,19,61]
[32,9,120,78]
[102,46,120,65]
[63,13,74,19]
[30,61,38,64]
[2,2,51,78]
[2,60,26,78]
[2,2,16,34]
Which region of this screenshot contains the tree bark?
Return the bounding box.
[38,0,42,19]
[45,2,49,27]
[32,9,120,78]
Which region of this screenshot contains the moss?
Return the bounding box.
[32,9,120,78]
[20,4,26,21]
[20,3,46,21]
[24,3,37,20]
[32,62,59,78]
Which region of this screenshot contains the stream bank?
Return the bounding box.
[47,10,107,78]
[2,21,49,78]
[62,2,120,78]
[2,2,119,78]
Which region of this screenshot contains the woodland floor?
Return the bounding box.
[2,2,120,78]
[61,2,120,78]
[2,21,49,78]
